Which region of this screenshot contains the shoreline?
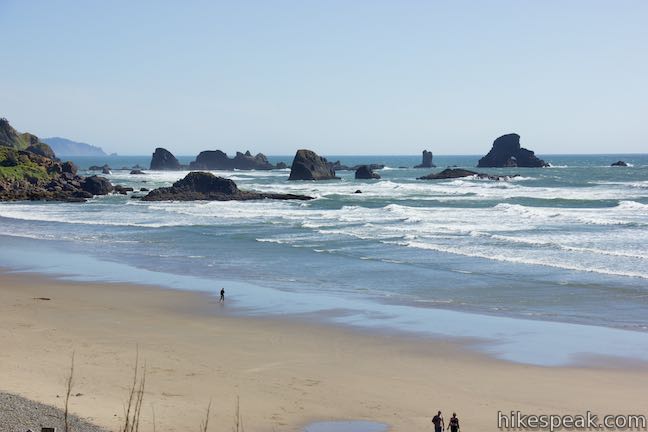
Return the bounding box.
[2,270,648,431]
[3,231,648,368]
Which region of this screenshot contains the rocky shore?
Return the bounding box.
[0,119,116,202]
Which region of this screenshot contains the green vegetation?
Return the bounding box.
[15,132,35,150]
[0,147,50,182]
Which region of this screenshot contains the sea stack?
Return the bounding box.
[150,147,181,170]
[288,149,339,181]
[477,134,548,168]
[189,150,274,170]
[414,150,435,168]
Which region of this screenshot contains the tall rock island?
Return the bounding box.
[477,134,548,168]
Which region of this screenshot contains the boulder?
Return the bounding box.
[275,161,288,169]
[81,175,114,195]
[477,134,548,168]
[355,165,381,179]
[130,169,146,175]
[102,166,111,175]
[611,160,628,167]
[414,150,435,168]
[142,171,314,201]
[418,168,518,181]
[61,161,78,175]
[150,147,181,170]
[288,149,339,181]
[114,185,134,195]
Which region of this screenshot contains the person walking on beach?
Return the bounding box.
[448,412,460,432]
[432,410,444,432]
[219,287,225,303]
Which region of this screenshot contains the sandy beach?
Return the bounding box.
[1,270,646,432]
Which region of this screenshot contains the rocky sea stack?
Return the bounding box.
[418,168,518,181]
[414,150,435,168]
[288,149,339,181]
[189,150,274,170]
[150,147,182,170]
[142,171,314,201]
[611,160,628,167]
[477,134,548,168]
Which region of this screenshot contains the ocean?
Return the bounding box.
[1,153,648,366]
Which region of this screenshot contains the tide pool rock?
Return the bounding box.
[143,171,314,201]
[418,168,518,181]
[355,165,381,179]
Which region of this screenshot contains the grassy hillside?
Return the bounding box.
[0,147,51,182]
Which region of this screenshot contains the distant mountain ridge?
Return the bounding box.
[43,137,107,156]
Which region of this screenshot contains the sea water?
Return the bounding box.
[1,154,648,365]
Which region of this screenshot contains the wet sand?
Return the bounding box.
[1,270,646,431]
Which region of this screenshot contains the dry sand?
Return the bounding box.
[1,270,646,431]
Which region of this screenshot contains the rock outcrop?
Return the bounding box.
[150,147,182,170]
[26,143,56,160]
[130,169,146,175]
[418,168,518,181]
[1,118,57,160]
[142,171,314,201]
[355,165,381,179]
[611,160,628,167]
[0,118,130,202]
[0,147,115,202]
[1,118,39,150]
[414,150,435,168]
[477,134,548,168]
[81,175,114,195]
[189,150,274,170]
[288,149,339,181]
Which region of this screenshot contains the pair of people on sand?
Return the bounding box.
[432,411,460,432]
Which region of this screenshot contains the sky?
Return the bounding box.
[1,0,646,155]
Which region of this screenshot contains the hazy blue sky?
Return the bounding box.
[1,0,646,155]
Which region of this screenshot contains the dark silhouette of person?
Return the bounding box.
[432,410,444,432]
[220,288,225,303]
[449,412,459,432]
